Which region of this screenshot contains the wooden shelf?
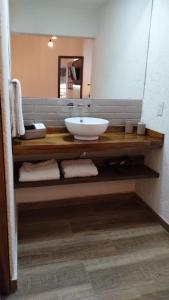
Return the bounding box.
[12,128,164,156]
[14,160,159,189]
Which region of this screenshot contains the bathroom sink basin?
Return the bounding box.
[65,117,109,140]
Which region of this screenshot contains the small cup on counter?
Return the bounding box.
[137,122,146,136]
[125,121,134,134]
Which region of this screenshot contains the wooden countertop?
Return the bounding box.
[13,128,164,156]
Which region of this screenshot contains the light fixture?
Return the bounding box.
[48,39,54,48]
[51,36,58,40]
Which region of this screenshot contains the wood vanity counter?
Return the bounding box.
[13,128,164,156]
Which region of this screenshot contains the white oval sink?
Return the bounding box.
[65,117,109,140]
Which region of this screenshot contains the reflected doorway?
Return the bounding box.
[58,56,84,99]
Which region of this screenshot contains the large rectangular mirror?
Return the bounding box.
[10,0,152,100]
[11,34,94,99]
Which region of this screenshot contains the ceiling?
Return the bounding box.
[51,0,110,8]
[10,0,110,9]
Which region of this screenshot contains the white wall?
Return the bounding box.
[91,0,152,99]
[0,0,17,281]
[9,0,99,38]
[136,0,169,224]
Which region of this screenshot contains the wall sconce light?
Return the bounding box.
[48,36,58,48]
[48,38,54,48]
[51,36,58,40]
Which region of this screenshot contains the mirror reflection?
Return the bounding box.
[11,34,94,99]
[58,56,84,99]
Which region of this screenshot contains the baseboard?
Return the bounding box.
[0,280,17,297]
[10,280,17,294]
[135,194,169,233]
[18,192,136,214]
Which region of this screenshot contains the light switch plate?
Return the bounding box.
[157,102,165,117]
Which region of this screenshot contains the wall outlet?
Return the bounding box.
[157,102,165,117]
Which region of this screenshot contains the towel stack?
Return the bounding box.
[19,159,60,182]
[19,159,98,182]
[61,159,98,178]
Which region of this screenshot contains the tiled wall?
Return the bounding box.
[23,98,142,127]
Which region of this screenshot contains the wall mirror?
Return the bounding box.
[11,34,94,99]
[10,0,152,100]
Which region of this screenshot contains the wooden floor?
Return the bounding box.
[9,197,169,300]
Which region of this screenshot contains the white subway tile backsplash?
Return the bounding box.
[44,120,65,127]
[23,98,142,127]
[91,99,142,106]
[23,105,35,113]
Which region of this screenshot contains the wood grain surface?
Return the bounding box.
[13,129,164,156]
[9,195,169,299]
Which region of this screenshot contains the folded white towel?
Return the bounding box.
[61,159,98,179]
[19,159,60,182]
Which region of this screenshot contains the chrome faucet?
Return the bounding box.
[66,102,91,121]
[77,103,85,122]
[67,102,74,107]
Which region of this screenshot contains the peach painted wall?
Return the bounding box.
[11,34,94,98]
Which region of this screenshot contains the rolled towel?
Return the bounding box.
[61,159,98,179]
[19,159,60,182]
[10,79,25,137]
